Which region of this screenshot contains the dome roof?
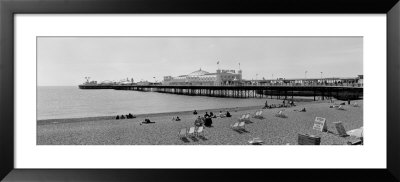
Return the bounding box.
[188,69,209,76]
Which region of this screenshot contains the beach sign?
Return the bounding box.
[313,117,327,132]
[334,121,348,137]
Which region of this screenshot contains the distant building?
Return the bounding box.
[255,76,362,87]
[357,75,363,86]
[137,81,161,86]
[162,68,242,86]
[99,80,115,86]
[136,81,151,86]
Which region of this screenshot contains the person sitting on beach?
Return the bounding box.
[210,112,216,118]
[193,110,198,115]
[142,118,155,124]
[194,116,203,127]
[300,108,306,112]
[116,115,119,120]
[175,116,181,121]
[218,111,225,118]
[120,115,125,119]
[128,113,135,119]
[226,111,231,117]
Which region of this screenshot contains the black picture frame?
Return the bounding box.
[1,0,399,181]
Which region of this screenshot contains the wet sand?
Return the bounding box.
[37,100,363,145]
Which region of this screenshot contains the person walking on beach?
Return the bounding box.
[264,100,268,108]
[348,99,351,105]
[204,112,210,118]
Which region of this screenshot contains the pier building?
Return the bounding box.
[162,68,242,86]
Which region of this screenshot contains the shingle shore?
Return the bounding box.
[37,100,363,145]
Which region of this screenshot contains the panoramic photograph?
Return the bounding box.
[37,37,363,145]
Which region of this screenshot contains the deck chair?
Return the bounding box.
[333,121,349,137]
[243,113,251,122]
[178,128,187,139]
[238,114,245,120]
[252,111,260,117]
[337,105,345,110]
[298,133,321,145]
[352,102,359,107]
[195,126,204,137]
[333,104,340,108]
[254,110,264,119]
[187,127,195,137]
[252,111,259,117]
[248,137,263,145]
[238,121,245,130]
[275,110,287,118]
[231,122,239,130]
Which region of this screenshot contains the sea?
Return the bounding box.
[37,86,269,120]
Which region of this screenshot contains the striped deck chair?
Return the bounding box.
[195,126,204,137]
[187,127,196,137]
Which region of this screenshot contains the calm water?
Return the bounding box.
[37,86,268,120]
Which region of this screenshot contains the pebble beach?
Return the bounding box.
[37,99,363,145]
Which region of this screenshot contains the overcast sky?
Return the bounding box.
[37,37,362,86]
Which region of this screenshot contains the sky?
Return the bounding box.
[37,37,362,86]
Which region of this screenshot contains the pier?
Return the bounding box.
[78,85,363,100]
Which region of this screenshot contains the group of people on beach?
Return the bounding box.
[193,110,231,118]
[116,113,136,120]
[264,99,296,109]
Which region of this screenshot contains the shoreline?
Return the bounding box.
[37,97,323,125]
[37,105,265,125]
